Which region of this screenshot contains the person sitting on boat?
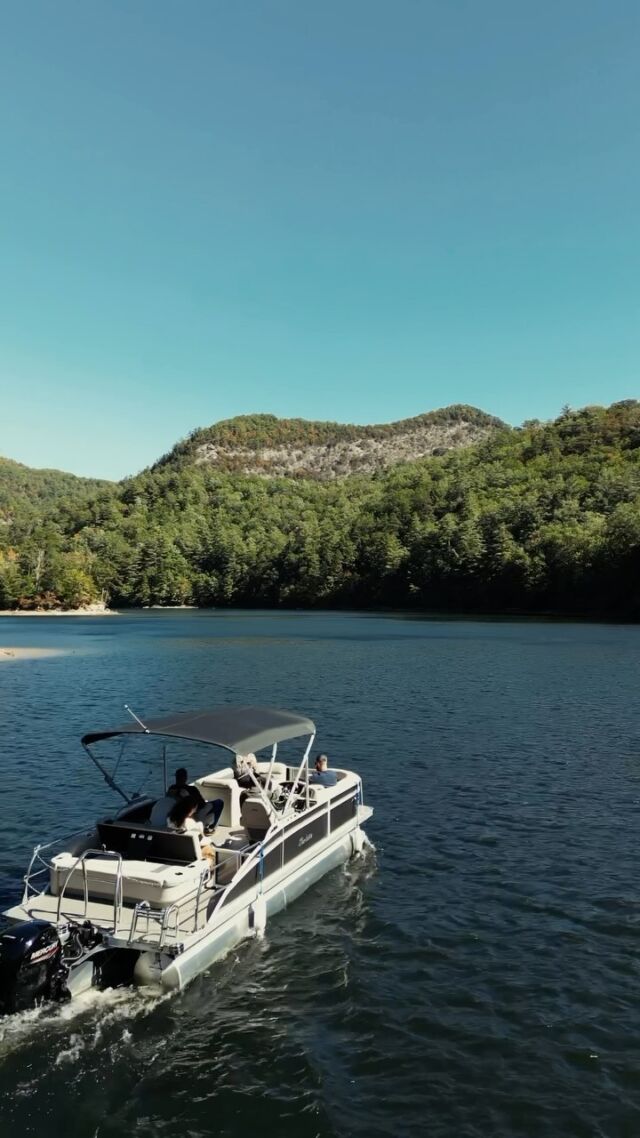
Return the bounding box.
[234,753,262,789]
[167,797,215,866]
[167,767,223,829]
[308,754,338,787]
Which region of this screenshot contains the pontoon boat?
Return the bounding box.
[0,706,373,1014]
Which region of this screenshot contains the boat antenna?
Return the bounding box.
[124,704,150,733]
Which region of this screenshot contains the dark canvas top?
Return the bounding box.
[81,705,315,755]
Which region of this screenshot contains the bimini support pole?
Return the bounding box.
[241,756,279,821]
[82,741,131,803]
[283,732,315,814]
[124,705,150,732]
[264,742,278,792]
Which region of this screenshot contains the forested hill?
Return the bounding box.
[155,404,502,478]
[0,457,110,530]
[1,400,640,618]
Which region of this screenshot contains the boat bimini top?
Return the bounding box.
[81,704,317,807]
[82,705,315,753]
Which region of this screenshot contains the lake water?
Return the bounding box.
[1,610,640,1137]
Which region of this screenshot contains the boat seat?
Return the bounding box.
[240,796,273,843]
[97,821,202,864]
[200,767,235,781]
[196,778,242,828]
[307,785,333,804]
[50,852,206,908]
[255,760,288,784]
[149,796,175,828]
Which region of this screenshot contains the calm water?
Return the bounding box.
[1,610,640,1137]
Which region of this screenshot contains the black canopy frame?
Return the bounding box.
[81,705,317,804]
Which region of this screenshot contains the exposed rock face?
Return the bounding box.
[172,405,504,480]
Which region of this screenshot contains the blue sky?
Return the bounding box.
[1,1,638,479]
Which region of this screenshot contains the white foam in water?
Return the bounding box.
[55,1032,85,1066]
[0,983,172,1061]
[343,836,377,881]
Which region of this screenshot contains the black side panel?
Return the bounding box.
[330,794,357,832]
[281,803,324,835]
[262,844,283,880]
[283,813,328,866]
[222,865,258,908]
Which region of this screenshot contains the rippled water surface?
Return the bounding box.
[1,610,640,1137]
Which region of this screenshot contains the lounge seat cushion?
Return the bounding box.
[50,853,207,907]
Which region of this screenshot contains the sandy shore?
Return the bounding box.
[0,647,66,661]
[0,608,118,617]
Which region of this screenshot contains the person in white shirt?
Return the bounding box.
[234,753,260,789]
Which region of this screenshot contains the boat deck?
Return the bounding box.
[5,886,219,953]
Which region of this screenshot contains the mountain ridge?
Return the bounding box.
[1,405,504,487]
[154,404,505,479]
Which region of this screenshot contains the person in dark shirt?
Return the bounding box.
[308,754,338,787]
[167,767,223,829]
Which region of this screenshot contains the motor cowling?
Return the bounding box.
[0,920,68,1015]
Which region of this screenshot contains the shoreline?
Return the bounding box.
[0,604,635,624]
[0,608,118,617]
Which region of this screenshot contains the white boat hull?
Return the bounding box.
[157,824,361,991]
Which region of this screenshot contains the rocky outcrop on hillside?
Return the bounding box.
[176,405,504,479]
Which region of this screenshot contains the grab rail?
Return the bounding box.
[22,830,264,949]
[55,849,124,931]
[128,900,179,948]
[126,863,215,947]
[22,829,95,904]
[124,844,261,946]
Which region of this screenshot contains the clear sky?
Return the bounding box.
[0,1,638,480]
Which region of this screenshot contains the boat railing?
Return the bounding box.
[125,841,261,948]
[22,830,263,950]
[55,848,124,930]
[22,829,96,905]
[128,899,181,948]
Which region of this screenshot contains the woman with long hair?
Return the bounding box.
[167,797,215,867]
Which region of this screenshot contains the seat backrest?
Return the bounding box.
[198,778,242,827]
[308,784,333,804]
[149,796,174,828]
[240,796,272,841]
[256,761,288,784]
[97,821,200,864]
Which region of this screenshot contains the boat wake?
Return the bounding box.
[0,982,172,1061]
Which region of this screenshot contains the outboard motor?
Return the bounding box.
[0,921,69,1015]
